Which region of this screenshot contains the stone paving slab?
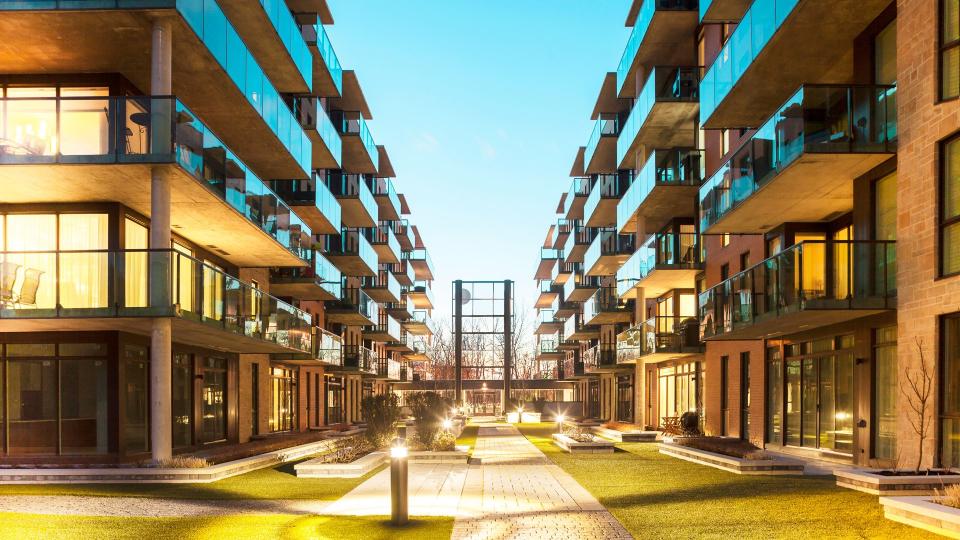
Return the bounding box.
[0,495,332,517]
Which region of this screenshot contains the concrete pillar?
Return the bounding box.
[149,18,174,464]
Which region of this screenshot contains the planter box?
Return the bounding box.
[294,451,387,478]
[881,496,960,538]
[836,469,960,496]
[323,427,365,438]
[659,443,804,475]
[552,433,615,453]
[409,446,470,464]
[592,426,658,443]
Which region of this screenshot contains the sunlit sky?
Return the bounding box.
[327,1,631,341]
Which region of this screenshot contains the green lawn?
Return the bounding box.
[0,513,453,540]
[456,424,479,454]
[0,459,384,500]
[519,423,934,539]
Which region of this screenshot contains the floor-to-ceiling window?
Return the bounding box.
[172,353,193,449]
[587,378,600,418]
[874,326,897,460]
[740,352,751,441]
[616,375,633,423]
[270,366,296,433]
[766,346,783,443]
[124,218,148,308]
[941,314,960,467]
[657,361,700,425]
[201,357,227,443]
[325,375,344,425]
[124,344,149,454]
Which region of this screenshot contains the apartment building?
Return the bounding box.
[534,0,960,471]
[0,0,436,464]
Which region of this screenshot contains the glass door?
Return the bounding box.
[200,357,227,443]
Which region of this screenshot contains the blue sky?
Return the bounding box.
[327,0,631,334]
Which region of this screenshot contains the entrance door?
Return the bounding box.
[587,379,600,418]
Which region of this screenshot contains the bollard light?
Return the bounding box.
[390,437,408,526]
[556,414,565,434]
[442,418,453,431]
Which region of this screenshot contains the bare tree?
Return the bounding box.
[901,337,934,473]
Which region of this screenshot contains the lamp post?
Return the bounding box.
[556,414,565,435]
[390,437,408,526]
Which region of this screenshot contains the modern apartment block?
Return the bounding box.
[0,0,436,464]
[535,0,960,470]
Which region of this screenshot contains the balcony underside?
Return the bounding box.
[586,253,631,277]
[557,341,581,351]
[271,356,340,367]
[536,351,564,361]
[586,137,617,174]
[619,184,700,234]
[552,270,574,286]
[567,326,600,340]
[363,329,401,342]
[618,350,703,365]
[269,280,338,301]
[219,0,309,93]
[364,287,400,304]
[706,152,893,234]
[618,103,699,169]
[385,342,413,353]
[700,0,751,22]
[556,305,576,319]
[0,11,307,179]
[620,268,700,299]
[385,305,413,319]
[536,290,558,309]
[372,243,399,264]
[704,306,893,341]
[307,128,340,170]
[338,198,376,228]
[324,310,375,326]
[375,195,400,221]
[0,163,304,268]
[403,351,429,361]
[0,314,300,354]
[584,310,631,325]
[408,291,433,309]
[564,371,590,380]
[291,203,339,235]
[410,260,434,281]
[341,137,377,175]
[585,199,618,228]
[552,230,571,250]
[565,195,587,221]
[534,322,563,335]
[567,285,600,303]
[585,363,631,374]
[329,365,376,377]
[618,11,699,98]
[403,321,433,336]
[325,254,376,276]
[536,258,558,280]
[566,243,589,263]
[309,45,341,98]
[702,0,891,128]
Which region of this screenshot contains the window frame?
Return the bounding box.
[940,0,960,102]
[940,132,960,278]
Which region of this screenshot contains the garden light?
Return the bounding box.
[442,419,453,431]
[390,437,408,525]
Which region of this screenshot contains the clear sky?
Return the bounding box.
[327,0,631,340]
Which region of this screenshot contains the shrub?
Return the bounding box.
[321,436,374,464]
[431,431,456,451]
[675,437,771,460]
[407,391,451,449]
[938,484,960,509]
[680,411,700,435]
[562,424,595,443]
[157,456,210,469]
[361,393,401,448]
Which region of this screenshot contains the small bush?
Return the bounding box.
[407,391,451,449]
[361,393,401,448]
[562,425,595,443]
[321,436,374,464]
[939,484,960,509]
[157,456,209,469]
[675,437,771,460]
[431,431,456,451]
[680,411,700,435]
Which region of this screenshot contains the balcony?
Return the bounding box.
[273,327,344,367]
[699,0,751,23]
[332,110,379,174]
[294,97,342,169]
[536,338,564,361]
[584,343,625,373]
[375,356,402,381]
[388,219,416,251]
[617,0,698,97]
[552,293,577,319]
[699,0,892,128]
[404,310,437,336]
[362,268,401,304]
[324,229,378,277]
[364,312,402,343]
[408,281,436,310]
[370,178,402,221]
[699,84,897,234]
[385,293,415,321]
[551,260,580,286]
[551,219,577,250]
[325,287,379,326]
[367,223,402,264]
[564,310,599,342]
[618,227,701,298]
[536,280,562,309]
[584,229,636,276]
[699,240,896,341]
[389,259,416,287]
[562,353,587,380]
[584,174,629,227]
[616,316,702,364]
[386,328,415,353]
[583,115,621,174]
[564,272,602,303]
[617,66,700,169]
[399,365,410,382]
[299,16,343,97]
[535,309,564,336]
[563,177,593,220]
[271,174,342,235]
[337,345,377,376]
[271,250,341,301]
[328,172,378,228]
[0,95,311,268]
[565,223,599,263]
[536,248,563,280]
[405,335,430,361]
[0,248,311,354]
[617,149,704,234]
[583,287,631,325]
[404,248,436,281]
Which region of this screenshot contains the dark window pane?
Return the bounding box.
[173,353,193,449]
[124,345,149,453]
[8,359,57,455]
[60,358,108,455]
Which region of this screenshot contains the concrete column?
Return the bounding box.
[149,18,174,464]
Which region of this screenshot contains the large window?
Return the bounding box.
[942,135,960,276]
[616,375,633,423]
[874,326,898,460]
[942,314,960,467]
[270,366,296,433]
[124,345,149,453]
[657,361,701,426]
[172,353,193,449]
[766,347,783,443]
[325,375,344,425]
[201,357,228,443]
[942,0,960,100]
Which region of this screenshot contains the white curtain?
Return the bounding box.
[58,214,108,309]
[124,218,148,308]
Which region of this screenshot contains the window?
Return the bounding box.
[739,252,750,272]
[720,356,729,436]
[616,375,633,423]
[326,375,344,425]
[942,0,960,100]
[942,314,960,467]
[172,353,193,449]
[201,357,228,443]
[740,352,751,441]
[270,366,296,432]
[124,344,149,453]
[251,363,259,436]
[944,136,960,275]
[124,218,149,308]
[721,233,730,247]
[874,326,897,460]
[766,346,782,444]
[720,263,729,281]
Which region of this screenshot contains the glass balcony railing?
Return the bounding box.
[342,344,376,374]
[313,327,343,366]
[616,315,701,363]
[584,229,636,275]
[617,149,705,232]
[562,351,585,379]
[540,248,564,261]
[563,311,586,341]
[699,240,896,340]
[583,343,617,371]
[390,259,416,285]
[293,96,343,167]
[257,0,313,89]
[367,224,402,262]
[272,250,342,298]
[377,356,402,380]
[404,248,436,278]
[370,177,402,218]
[699,0,800,124]
[410,335,429,357]
[271,173,343,233]
[583,174,625,223]
[583,115,621,169]
[583,286,626,323]
[325,228,378,275]
[411,310,437,335]
[0,95,314,260]
[564,272,601,301]
[332,287,379,324]
[617,66,701,166]
[0,248,311,352]
[364,268,402,300]
[538,338,560,355]
[300,18,343,94]
[387,219,416,249]
[552,219,577,248]
[563,177,593,216]
[412,280,436,305]
[617,0,699,94]
[537,309,561,326]
[386,292,415,319]
[333,110,379,172]
[371,312,402,339]
[328,172,378,223]
[616,230,700,297]
[699,84,898,232]
[551,260,580,284]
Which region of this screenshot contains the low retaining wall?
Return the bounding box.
[295,451,388,479]
[410,446,470,464]
[658,443,804,475]
[881,496,960,538]
[552,433,615,454]
[592,426,657,443]
[836,469,960,496]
